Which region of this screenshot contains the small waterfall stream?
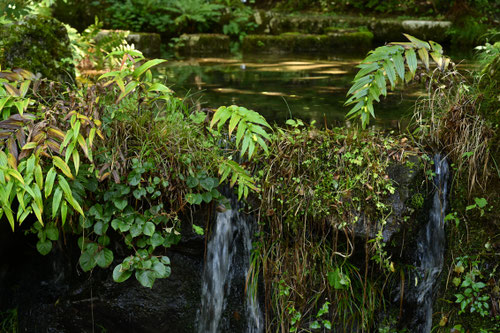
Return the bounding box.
[408,154,449,332]
[198,206,263,333]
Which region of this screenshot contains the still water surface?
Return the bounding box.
[159,53,425,128]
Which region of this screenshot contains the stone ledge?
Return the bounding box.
[175,34,230,56]
[242,31,373,54]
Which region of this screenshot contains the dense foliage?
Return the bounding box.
[0,1,499,332]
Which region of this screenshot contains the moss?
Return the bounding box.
[175,34,230,56]
[242,31,373,53]
[0,15,75,82]
[327,31,374,47]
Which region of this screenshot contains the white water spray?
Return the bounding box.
[412,154,449,332]
[198,207,263,333]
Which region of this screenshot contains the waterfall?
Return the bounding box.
[198,206,263,333]
[408,154,449,332]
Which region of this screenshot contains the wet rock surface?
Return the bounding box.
[353,156,427,243]
[0,159,428,333]
[0,223,204,333]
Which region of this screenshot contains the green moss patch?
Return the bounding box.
[175,33,230,56]
[0,15,74,82]
[242,31,373,53]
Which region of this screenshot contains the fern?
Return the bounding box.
[345,34,452,128]
[210,105,272,160]
[210,105,272,199]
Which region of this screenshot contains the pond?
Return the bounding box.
[159,53,427,128]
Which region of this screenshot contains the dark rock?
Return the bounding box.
[0,15,75,82]
[0,230,204,333]
[353,156,427,243]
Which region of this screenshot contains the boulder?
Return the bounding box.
[0,15,75,82]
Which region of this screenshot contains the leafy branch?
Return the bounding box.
[345,34,452,128]
[210,105,272,159]
[210,105,272,199]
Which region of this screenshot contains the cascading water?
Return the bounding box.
[198,205,263,333]
[407,154,449,332]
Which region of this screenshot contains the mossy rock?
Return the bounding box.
[175,34,230,56]
[0,15,75,82]
[326,31,374,48]
[97,30,162,59]
[242,31,373,54]
[369,19,452,43]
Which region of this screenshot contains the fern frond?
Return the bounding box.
[345,34,452,129]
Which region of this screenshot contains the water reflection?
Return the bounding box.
[158,54,422,128]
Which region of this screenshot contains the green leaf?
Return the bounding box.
[36,239,52,255]
[193,224,204,235]
[72,150,80,175]
[31,202,43,226]
[228,112,242,136]
[418,47,430,70]
[97,71,121,81]
[151,232,165,247]
[210,106,231,129]
[61,200,68,225]
[79,250,97,272]
[200,177,217,191]
[383,60,396,89]
[117,81,140,103]
[53,156,73,179]
[186,176,199,188]
[135,270,155,288]
[95,248,114,268]
[152,262,166,278]
[405,48,418,74]
[45,167,57,198]
[58,175,84,216]
[143,222,155,236]
[94,221,108,236]
[133,59,167,78]
[113,264,132,283]
[201,192,212,203]
[46,225,59,241]
[113,198,128,211]
[147,82,172,93]
[404,33,430,50]
[35,164,43,189]
[52,187,63,218]
[98,235,110,247]
[310,321,321,329]
[347,75,372,96]
[194,194,203,205]
[474,197,487,208]
[393,53,405,80]
[130,223,143,238]
[354,62,380,80]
